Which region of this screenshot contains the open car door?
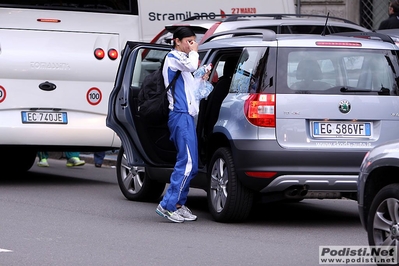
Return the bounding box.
[106,42,174,168]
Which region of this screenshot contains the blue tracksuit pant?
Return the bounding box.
[160,111,198,212]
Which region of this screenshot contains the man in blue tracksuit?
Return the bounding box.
[155,27,209,223]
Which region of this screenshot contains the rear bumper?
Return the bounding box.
[0,111,121,148]
[230,139,365,194]
[260,174,357,193]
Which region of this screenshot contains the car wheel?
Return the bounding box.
[207,147,254,223]
[367,183,399,256]
[116,146,165,202]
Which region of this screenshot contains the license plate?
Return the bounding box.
[312,121,372,138]
[21,111,68,124]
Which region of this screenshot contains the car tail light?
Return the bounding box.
[94,48,105,60]
[244,93,276,127]
[108,49,118,60]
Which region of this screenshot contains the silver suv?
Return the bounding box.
[107,30,399,222]
[151,14,371,44]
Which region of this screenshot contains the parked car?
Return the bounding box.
[107,29,399,222]
[376,28,399,46]
[358,139,399,256]
[151,13,371,45]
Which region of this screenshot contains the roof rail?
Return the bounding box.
[183,13,357,25]
[201,29,276,43]
[333,31,395,44]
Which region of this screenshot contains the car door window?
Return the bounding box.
[130,48,169,87]
[230,47,268,93]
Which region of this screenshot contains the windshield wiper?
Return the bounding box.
[379,86,391,95]
[339,86,371,92]
[339,86,390,95]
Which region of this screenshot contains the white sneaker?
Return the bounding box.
[156,204,184,223]
[176,205,197,221]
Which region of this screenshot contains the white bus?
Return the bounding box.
[0,0,295,171]
[0,0,140,170]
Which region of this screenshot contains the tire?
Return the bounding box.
[0,148,36,172]
[207,147,254,223]
[367,183,399,266]
[116,146,165,202]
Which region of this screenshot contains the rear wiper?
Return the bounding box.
[339,86,371,92]
[379,86,391,95]
[339,86,391,95]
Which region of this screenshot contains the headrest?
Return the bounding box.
[296,59,322,81]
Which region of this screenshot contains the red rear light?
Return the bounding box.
[108,49,118,60]
[94,48,105,60]
[199,22,222,44]
[316,41,362,47]
[246,171,277,178]
[244,93,276,127]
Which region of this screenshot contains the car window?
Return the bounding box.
[230,47,268,93]
[279,48,399,94]
[282,25,325,34]
[130,48,169,87]
[329,26,363,33]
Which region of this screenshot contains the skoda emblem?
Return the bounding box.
[339,100,351,114]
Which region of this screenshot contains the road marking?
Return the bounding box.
[0,248,13,252]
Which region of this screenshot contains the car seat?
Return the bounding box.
[291,59,331,90]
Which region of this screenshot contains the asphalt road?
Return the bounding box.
[0,158,370,266]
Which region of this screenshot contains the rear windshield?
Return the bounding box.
[276,48,399,95]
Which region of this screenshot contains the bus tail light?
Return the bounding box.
[244,93,276,127]
[94,48,105,60]
[108,49,118,60]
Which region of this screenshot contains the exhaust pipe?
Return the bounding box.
[284,185,308,198]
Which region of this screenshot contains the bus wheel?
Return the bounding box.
[0,148,36,173]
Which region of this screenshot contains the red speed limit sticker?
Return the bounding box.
[86,87,102,106]
[0,86,6,103]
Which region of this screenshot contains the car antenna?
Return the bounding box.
[321,12,330,36]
